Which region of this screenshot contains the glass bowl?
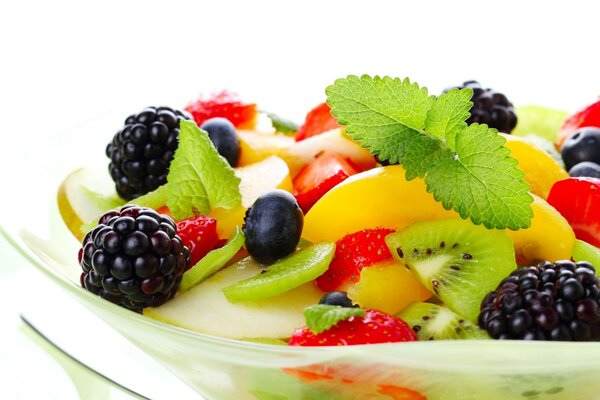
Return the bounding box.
[3,110,600,400]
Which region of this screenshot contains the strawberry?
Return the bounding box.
[547,177,600,247]
[557,99,600,148]
[295,102,341,142]
[293,151,358,213]
[176,215,219,270]
[316,228,395,292]
[288,309,417,346]
[185,90,258,129]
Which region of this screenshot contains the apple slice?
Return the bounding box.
[144,256,323,339]
[57,167,123,241]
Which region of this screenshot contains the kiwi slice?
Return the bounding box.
[386,218,516,323]
[399,302,489,340]
[223,242,334,302]
[572,239,600,271]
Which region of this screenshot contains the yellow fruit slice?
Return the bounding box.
[237,130,295,166]
[347,261,431,314]
[303,165,575,264]
[503,134,568,199]
[280,128,376,177]
[507,194,575,264]
[303,165,455,243]
[210,156,293,238]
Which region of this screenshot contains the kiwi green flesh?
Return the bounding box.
[386,218,516,323]
[223,242,334,302]
[572,240,600,274]
[399,302,489,340]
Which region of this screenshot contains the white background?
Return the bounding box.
[2,0,600,398]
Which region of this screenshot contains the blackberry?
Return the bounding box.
[79,205,189,312]
[478,260,600,341]
[444,80,517,133]
[106,106,191,200]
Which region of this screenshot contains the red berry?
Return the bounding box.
[293,151,358,213]
[185,90,258,129]
[557,99,600,149]
[176,215,219,270]
[547,177,600,247]
[316,228,395,292]
[288,309,417,346]
[295,102,341,142]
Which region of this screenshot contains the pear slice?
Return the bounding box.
[144,256,323,339]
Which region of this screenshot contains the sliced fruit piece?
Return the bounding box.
[293,151,358,213]
[57,167,124,241]
[209,155,293,238]
[295,102,341,142]
[386,218,517,323]
[503,133,568,199]
[176,215,219,269]
[237,130,295,166]
[398,302,490,340]
[304,165,575,264]
[179,227,245,292]
[557,99,600,149]
[347,262,431,315]
[288,309,417,346]
[223,242,334,302]
[512,105,568,142]
[281,128,376,177]
[145,256,322,339]
[303,165,456,243]
[572,239,600,269]
[547,177,600,247]
[316,228,394,292]
[185,90,258,129]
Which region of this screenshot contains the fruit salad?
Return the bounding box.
[59,78,600,348]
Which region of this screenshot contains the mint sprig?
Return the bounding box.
[304,304,365,334]
[326,75,533,230]
[133,120,241,220]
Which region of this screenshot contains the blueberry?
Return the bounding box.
[319,291,355,307]
[242,189,303,265]
[200,117,240,167]
[569,161,600,178]
[561,128,600,170]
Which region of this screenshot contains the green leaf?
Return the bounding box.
[425,124,533,229]
[264,111,299,134]
[166,120,241,220]
[424,88,472,150]
[512,105,568,142]
[179,227,245,292]
[304,304,365,334]
[326,75,434,169]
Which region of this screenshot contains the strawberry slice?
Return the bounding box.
[185,90,258,129]
[293,151,358,213]
[316,228,395,292]
[295,102,341,142]
[288,309,417,346]
[176,215,219,270]
[557,99,600,148]
[547,178,600,247]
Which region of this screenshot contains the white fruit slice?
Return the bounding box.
[57,167,123,241]
[144,256,323,339]
[280,128,376,177]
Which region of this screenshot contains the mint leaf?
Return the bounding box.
[326,75,533,230]
[304,304,365,334]
[424,88,472,150]
[425,124,533,229]
[166,120,241,220]
[264,111,299,134]
[326,75,434,167]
